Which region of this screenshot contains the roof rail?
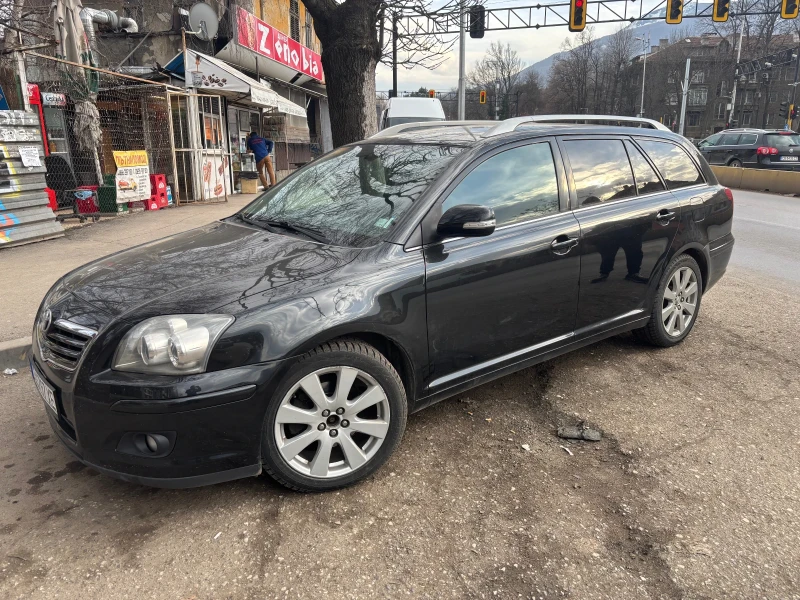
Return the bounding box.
[370,120,492,138]
[481,114,671,137]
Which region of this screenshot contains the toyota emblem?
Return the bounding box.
[40,309,52,334]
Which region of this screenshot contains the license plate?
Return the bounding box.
[779,156,799,161]
[32,367,57,414]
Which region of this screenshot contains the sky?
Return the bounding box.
[374,0,664,93]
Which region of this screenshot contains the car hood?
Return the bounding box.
[60,220,359,319]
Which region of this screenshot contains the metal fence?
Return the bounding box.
[23,53,226,219]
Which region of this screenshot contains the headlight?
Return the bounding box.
[112,314,234,375]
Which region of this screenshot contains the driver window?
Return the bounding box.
[442,143,560,227]
[699,133,722,148]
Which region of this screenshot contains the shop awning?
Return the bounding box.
[164,50,307,117]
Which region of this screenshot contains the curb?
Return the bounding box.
[0,336,32,371]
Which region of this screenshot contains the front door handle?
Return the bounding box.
[656,209,676,224]
[550,236,579,255]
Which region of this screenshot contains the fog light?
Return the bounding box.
[145,434,159,453]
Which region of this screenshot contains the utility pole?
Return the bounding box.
[392,13,398,98]
[790,49,800,131]
[727,25,744,127]
[495,82,500,120]
[635,33,649,117]
[678,57,691,136]
[457,0,466,120]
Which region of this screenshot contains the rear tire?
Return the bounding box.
[261,339,407,492]
[634,254,703,348]
[728,158,743,168]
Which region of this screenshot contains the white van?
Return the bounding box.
[379,97,446,130]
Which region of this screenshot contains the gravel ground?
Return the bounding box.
[1,264,798,600]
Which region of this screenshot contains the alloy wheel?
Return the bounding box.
[274,366,391,478]
[662,267,698,337]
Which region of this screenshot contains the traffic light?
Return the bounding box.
[779,101,789,119]
[568,0,586,32]
[666,0,683,24]
[713,0,730,22]
[469,5,485,39]
[781,0,798,19]
[479,90,487,104]
[428,89,435,98]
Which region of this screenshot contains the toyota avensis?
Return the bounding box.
[31,119,734,492]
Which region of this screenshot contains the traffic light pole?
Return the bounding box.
[457,0,466,120]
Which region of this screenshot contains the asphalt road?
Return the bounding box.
[729,189,800,284]
[1,192,799,599]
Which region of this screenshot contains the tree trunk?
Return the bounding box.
[322,44,378,147]
[309,0,381,148]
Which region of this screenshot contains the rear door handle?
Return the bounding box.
[656,209,676,224]
[550,236,579,255]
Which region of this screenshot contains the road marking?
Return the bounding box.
[735,217,800,231]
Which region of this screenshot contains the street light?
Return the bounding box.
[635,34,650,117]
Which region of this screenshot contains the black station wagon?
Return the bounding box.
[32,118,734,492]
[698,128,800,170]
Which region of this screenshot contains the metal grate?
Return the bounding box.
[39,318,97,370]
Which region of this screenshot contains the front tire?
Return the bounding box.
[634,254,702,347]
[261,339,407,492]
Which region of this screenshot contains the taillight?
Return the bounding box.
[756,146,779,155]
[723,187,733,204]
[770,147,778,155]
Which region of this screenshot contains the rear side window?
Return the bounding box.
[564,139,636,206]
[738,134,758,145]
[625,141,665,195]
[442,142,560,226]
[637,140,704,190]
[718,133,741,145]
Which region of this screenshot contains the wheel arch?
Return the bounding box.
[290,329,419,408]
[673,243,709,293]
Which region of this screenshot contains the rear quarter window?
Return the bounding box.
[637,139,705,190]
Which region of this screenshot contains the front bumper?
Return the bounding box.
[33,351,287,488]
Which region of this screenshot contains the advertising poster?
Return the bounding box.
[113,150,151,203]
[200,154,231,200]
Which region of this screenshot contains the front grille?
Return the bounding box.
[39,318,97,371]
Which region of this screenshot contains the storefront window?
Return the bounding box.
[200,96,224,150]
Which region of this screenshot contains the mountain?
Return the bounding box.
[521,6,712,81]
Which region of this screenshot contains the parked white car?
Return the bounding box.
[379,97,446,130]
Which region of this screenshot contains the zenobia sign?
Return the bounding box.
[236,8,323,82]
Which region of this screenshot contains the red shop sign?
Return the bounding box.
[236,7,323,82]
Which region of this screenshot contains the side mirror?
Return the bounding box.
[437,204,496,238]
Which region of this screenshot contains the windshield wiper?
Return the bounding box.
[240,213,329,244]
[262,220,330,244]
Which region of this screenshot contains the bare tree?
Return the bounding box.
[467,42,525,119]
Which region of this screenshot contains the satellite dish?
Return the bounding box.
[189,3,219,41]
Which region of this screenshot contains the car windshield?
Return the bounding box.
[765,132,800,150]
[240,143,465,247]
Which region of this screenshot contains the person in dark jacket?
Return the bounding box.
[247,131,276,190]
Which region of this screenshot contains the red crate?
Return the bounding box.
[74,186,99,214]
[149,174,167,194]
